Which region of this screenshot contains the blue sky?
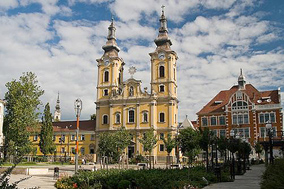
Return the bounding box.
[0,0,283,121]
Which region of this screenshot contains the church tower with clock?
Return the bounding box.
[95,8,179,163]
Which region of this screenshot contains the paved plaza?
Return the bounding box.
[204,164,265,189]
[5,163,265,189]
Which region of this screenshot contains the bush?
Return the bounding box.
[55,166,230,189]
[261,159,284,189]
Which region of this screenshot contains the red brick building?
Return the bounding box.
[197,70,283,146]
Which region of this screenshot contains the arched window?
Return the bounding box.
[159,112,165,122]
[103,89,108,96]
[129,86,134,96]
[128,109,135,123]
[104,71,109,82]
[159,66,165,78]
[102,115,108,124]
[232,101,248,110]
[115,113,121,124]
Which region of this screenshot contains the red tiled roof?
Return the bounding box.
[27,120,96,133]
[53,120,96,132]
[197,84,280,115]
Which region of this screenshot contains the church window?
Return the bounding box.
[128,109,135,123]
[159,85,165,92]
[142,111,148,123]
[103,89,108,96]
[159,65,165,78]
[129,86,134,96]
[104,71,109,82]
[159,112,165,122]
[115,113,121,124]
[102,115,108,124]
[118,72,121,84]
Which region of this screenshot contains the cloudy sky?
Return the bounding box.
[0,0,283,121]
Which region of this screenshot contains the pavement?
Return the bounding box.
[204,164,266,189]
[4,163,265,189]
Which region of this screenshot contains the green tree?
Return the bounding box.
[114,127,132,166]
[199,127,213,171]
[90,114,96,120]
[217,136,228,162]
[39,103,55,157]
[3,72,44,161]
[254,142,263,160]
[178,128,201,166]
[162,133,176,168]
[98,132,116,159]
[139,128,157,169]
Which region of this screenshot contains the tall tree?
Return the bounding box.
[39,103,55,157]
[114,127,132,166]
[178,128,201,166]
[254,142,263,160]
[139,127,157,169]
[162,133,176,168]
[3,72,44,161]
[199,127,213,172]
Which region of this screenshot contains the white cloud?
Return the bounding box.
[0,0,18,11]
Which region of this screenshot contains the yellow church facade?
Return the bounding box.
[95,9,179,163]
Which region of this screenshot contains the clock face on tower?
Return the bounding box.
[104,59,109,66]
[158,53,165,60]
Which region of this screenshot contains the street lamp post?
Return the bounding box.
[266,121,274,164]
[74,99,82,173]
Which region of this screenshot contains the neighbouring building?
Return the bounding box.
[197,69,283,149]
[95,8,179,163]
[30,120,96,161]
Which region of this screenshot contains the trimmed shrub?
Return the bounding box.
[261,159,284,189]
[55,166,230,189]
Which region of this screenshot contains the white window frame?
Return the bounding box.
[210,116,217,126]
[81,134,85,141]
[115,112,121,124]
[128,109,135,123]
[71,134,75,141]
[201,117,208,126]
[258,112,276,124]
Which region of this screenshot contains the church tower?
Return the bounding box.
[54,92,61,121]
[96,18,124,101]
[149,6,178,98]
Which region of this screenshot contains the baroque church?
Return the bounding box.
[95,9,179,162]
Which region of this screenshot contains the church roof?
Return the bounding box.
[179,116,195,130]
[197,84,280,115]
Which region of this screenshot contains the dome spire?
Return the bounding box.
[154,5,172,48]
[102,16,120,54]
[54,92,61,121]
